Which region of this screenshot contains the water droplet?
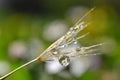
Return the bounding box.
[51,48,58,55]
[72,39,78,45]
[52,51,58,55]
[79,24,84,30]
[70,28,77,36]
[93,53,97,55]
[60,45,65,48]
[59,44,68,49]
[59,56,70,66]
[77,47,85,54]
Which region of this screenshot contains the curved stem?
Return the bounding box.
[0,58,38,80]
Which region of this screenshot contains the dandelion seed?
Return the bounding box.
[0,7,104,80]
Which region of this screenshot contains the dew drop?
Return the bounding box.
[51,48,58,55]
[59,56,70,66]
[59,45,65,48]
[52,51,58,55]
[77,47,85,54]
[93,53,97,55]
[70,28,77,36]
[79,24,84,30]
[59,44,68,49]
[72,39,78,45]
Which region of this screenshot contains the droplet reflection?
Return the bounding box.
[59,56,70,66]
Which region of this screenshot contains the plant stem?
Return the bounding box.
[0,58,39,80]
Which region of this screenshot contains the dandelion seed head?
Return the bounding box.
[38,8,104,67]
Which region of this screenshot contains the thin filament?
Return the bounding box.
[0,58,38,80]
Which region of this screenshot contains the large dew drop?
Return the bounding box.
[59,56,70,66]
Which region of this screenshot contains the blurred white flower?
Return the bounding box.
[8,40,27,59]
[45,60,64,74]
[89,56,101,70]
[43,20,68,41]
[0,61,10,76]
[70,57,91,77]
